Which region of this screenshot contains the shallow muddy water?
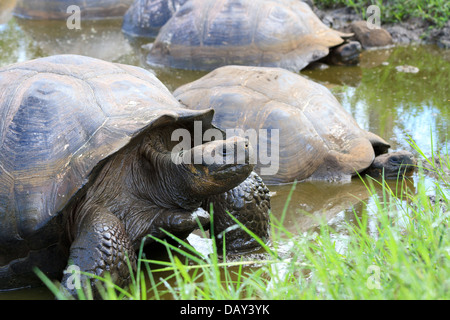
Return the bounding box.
[0,12,448,299]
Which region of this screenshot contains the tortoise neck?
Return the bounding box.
[139,140,204,210]
[68,142,203,240]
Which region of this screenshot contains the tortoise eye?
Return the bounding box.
[390,157,401,164]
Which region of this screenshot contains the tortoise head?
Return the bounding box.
[138,112,254,210]
[366,150,417,179]
[177,135,254,196]
[329,41,362,66]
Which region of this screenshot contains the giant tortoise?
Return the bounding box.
[174,65,416,184]
[13,0,134,20]
[122,0,188,38]
[0,55,270,297]
[146,0,361,71]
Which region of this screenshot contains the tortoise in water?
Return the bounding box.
[122,0,188,38]
[13,0,133,20]
[146,0,361,71]
[174,65,416,185]
[0,55,270,297]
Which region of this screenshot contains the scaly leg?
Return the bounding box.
[61,210,136,299]
[204,172,271,253]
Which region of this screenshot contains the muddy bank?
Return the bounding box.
[312,5,450,49]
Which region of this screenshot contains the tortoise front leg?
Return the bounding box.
[204,172,271,254]
[134,207,211,247]
[61,210,136,299]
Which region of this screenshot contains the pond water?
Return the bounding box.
[0,11,448,299]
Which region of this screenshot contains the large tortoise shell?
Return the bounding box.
[174,65,389,184]
[0,54,213,263]
[122,0,189,38]
[13,0,133,20]
[147,0,347,71]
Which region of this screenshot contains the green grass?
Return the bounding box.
[315,0,450,29]
[36,140,450,300]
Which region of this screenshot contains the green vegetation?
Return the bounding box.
[36,139,450,300]
[315,0,450,28]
